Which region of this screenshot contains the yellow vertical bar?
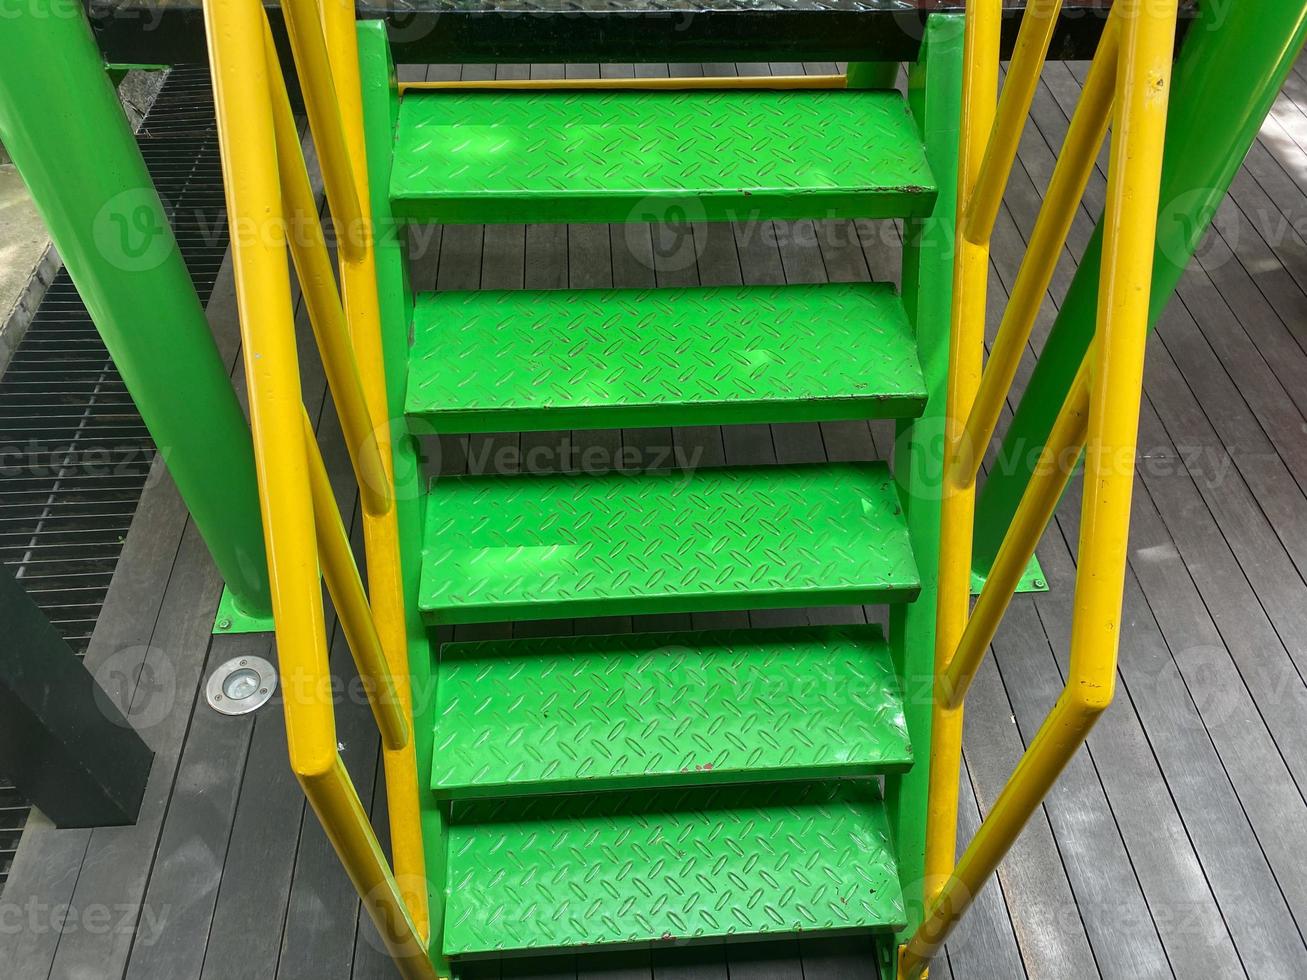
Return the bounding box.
[1070,0,1177,711]
[899,0,1178,974]
[301,409,409,752]
[203,7,436,977]
[317,0,431,943]
[279,0,366,263]
[951,15,1119,488]
[202,0,336,778]
[302,760,438,980]
[941,360,1091,708]
[920,0,1001,924]
[963,0,1064,245]
[264,25,391,517]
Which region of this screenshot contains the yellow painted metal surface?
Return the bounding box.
[264,30,391,517]
[918,0,1000,928]
[901,0,1178,974]
[951,13,1119,488]
[398,74,847,93]
[962,0,1064,245]
[319,0,432,945]
[302,409,409,752]
[281,0,366,263]
[941,360,1090,708]
[202,0,434,974]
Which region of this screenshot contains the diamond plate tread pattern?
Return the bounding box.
[390,90,936,224]
[431,625,911,798]
[406,283,926,432]
[418,462,920,624]
[443,781,906,955]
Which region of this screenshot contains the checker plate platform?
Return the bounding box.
[406,283,926,433]
[431,625,911,799]
[390,89,936,223]
[443,782,906,956]
[418,462,920,624]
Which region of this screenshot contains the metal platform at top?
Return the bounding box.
[86,0,1184,66]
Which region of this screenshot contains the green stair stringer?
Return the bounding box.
[883,15,965,974]
[357,23,450,976]
[431,625,912,800]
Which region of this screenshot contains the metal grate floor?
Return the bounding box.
[0,65,226,886]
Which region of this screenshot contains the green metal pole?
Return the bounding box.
[0,0,272,616]
[972,0,1307,576]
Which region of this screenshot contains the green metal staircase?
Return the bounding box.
[357,15,964,970]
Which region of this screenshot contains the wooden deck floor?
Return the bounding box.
[5,55,1307,980]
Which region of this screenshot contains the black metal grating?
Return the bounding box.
[0,65,225,886]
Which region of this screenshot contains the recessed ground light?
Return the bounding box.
[206,656,277,715]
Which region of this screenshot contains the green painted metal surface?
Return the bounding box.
[0,0,271,617]
[212,586,276,635]
[883,16,963,963]
[443,782,906,955]
[971,0,1307,576]
[407,283,925,433]
[431,625,911,799]
[971,551,1047,596]
[419,462,919,624]
[390,89,936,224]
[359,23,451,975]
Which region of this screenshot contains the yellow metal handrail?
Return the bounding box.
[398,74,847,93]
[900,0,1179,976]
[202,0,433,976]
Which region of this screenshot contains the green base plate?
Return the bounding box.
[212,586,275,635]
[970,552,1048,596]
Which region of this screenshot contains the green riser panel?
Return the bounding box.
[443,782,906,956]
[406,283,926,434]
[390,90,936,224]
[432,625,912,800]
[418,462,921,624]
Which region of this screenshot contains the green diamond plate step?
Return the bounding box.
[406,283,925,433]
[431,625,911,800]
[390,90,936,224]
[419,462,919,624]
[443,782,906,956]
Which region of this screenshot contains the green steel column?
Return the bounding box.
[0,0,271,616]
[972,0,1307,576]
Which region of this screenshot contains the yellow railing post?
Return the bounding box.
[951,14,1120,488]
[918,0,1001,926]
[901,1,1178,975]
[318,0,432,943]
[940,359,1091,707]
[264,25,392,517]
[279,0,367,263]
[301,409,409,752]
[963,0,1064,245]
[202,0,435,975]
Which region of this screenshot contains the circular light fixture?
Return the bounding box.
[206,655,277,715]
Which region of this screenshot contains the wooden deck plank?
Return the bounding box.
[1031,508,1244,979]
[1050,59,1307,945]
[944,766,1026,980]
